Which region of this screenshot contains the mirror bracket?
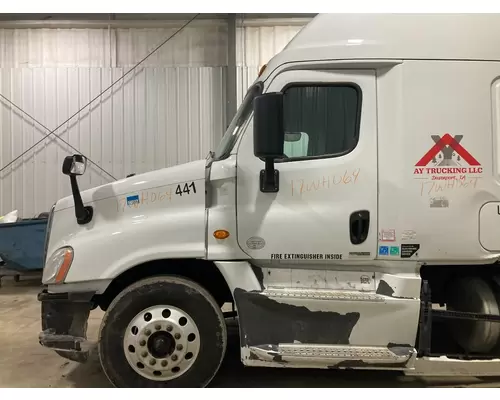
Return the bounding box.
[260,158,280,193]
[77,206,93,225]
[70,174,93,225]
[63,155,93,225]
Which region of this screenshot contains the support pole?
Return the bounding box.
[226,13,237,129]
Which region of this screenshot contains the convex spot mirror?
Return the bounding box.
[62,154,87,176]
[284,132,303,142]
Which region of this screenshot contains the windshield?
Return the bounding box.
[213,83,263,160]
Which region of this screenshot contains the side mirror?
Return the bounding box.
[62,154,93,225]
[62,154,87,176]
[253,93,285,193]
[253,92,285,159]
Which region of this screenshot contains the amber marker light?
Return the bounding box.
[213,230,230,240]
[258,64,267,78]
[55,248,74,284]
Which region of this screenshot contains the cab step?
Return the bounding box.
[262,288,385,302]
[247,343,416,369]
[407,356,500,377]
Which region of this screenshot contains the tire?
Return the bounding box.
[489,276,500,356]
[446,277,500,354]
[98,275,227,388]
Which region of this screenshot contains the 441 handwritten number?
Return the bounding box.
[175,182,197,196]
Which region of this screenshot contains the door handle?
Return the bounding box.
[350,210,370,245]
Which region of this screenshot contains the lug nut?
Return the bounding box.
[139,340,146,346]
[149,359,156,366]
[166,325,173,332]
[174,333,181,340]
[171,354,178,361]
[155,324,161,330]
[145,329,151,336]
[141,351,148,358]
[161,360,168,367]
[176,344,183,351]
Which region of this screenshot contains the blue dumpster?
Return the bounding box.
[0,218,48,272]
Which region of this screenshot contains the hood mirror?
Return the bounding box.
[62,154,93,225]
[62,154,87,176]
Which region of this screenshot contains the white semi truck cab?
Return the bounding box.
[38,13,500,387]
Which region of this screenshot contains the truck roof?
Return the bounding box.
[263,13,500,77]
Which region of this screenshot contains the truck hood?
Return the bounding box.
[45,158,209,284]
[54,159,208,212]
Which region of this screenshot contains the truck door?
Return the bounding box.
[236,69,377,263]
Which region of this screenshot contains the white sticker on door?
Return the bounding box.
[380,229,396,242]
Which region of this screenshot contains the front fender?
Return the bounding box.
[44,175,207,285]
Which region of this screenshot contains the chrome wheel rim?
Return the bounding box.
[123,305,201,381]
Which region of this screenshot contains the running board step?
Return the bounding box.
[262,288,385,302]
[407,356,500,377]
[249,344,416,369]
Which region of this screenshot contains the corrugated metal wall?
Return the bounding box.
[236,21,305,104]
[0,18,308,217]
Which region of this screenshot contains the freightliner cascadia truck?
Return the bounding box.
[38,13,500,387]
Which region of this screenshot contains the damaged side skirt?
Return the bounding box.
[234,287,416,369]
[233,287,360,348]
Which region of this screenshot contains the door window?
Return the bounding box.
[282,84,361,160]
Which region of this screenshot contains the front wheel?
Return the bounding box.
[98,275,227,388]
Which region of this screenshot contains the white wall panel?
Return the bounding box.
[0,22,227,68]
[0,29,114,67]
[236,66,260,105]
[0,67,225,217]
[236,25,304,67]
[235,21,307,102]
[0,17,308,217]
[116,25,228,67]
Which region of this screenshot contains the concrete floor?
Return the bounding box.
[1,277,500,388]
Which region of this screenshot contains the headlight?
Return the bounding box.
[44,247,74,284]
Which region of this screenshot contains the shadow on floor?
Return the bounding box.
[0,275,42,295]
